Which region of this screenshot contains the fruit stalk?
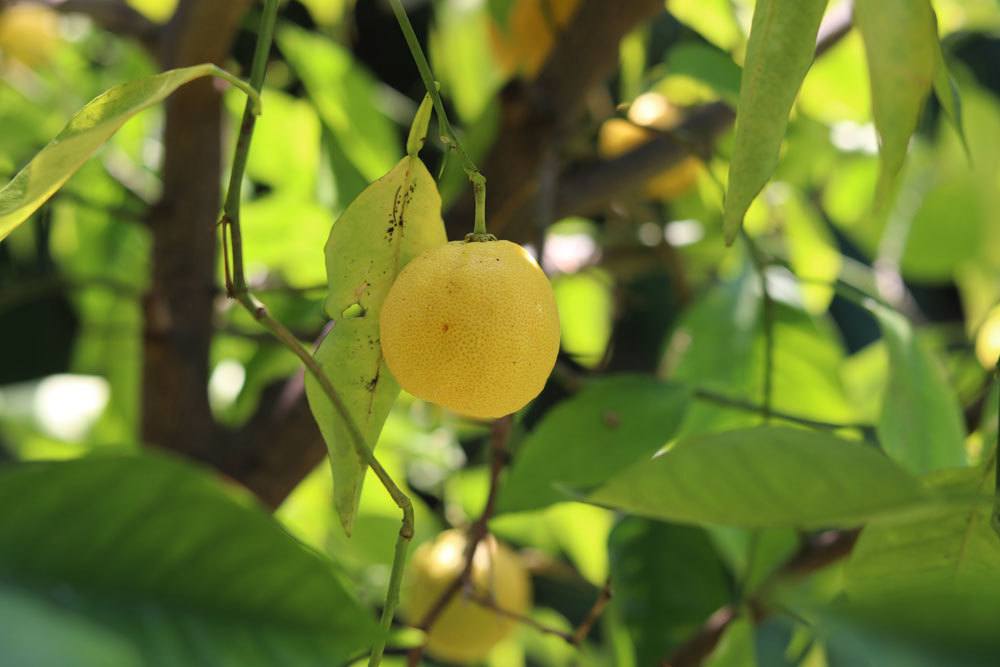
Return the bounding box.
[387,0,489,237]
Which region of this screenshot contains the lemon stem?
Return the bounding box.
[388,0,488,238]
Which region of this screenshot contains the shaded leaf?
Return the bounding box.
[305,155,446,533]
[609,517,732,665]
[588,426,928,528]
[846,465,998,598]
[870,304,966,474]
[0,64,254,240]
[497,375,690,514]
[855,0,938,214]
[722,0,828,244]
[0,455,377,665]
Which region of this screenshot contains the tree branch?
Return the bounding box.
[141,0,251,460]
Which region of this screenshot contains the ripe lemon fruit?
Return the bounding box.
[597,93,701,201]
[491,0,581,79]
[380,239,560,419]
[403,529,532,664]
[0,5,59,68]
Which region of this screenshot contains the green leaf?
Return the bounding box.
[305,155,446,534]
[662,42,742,107]
[0,586,141,667]
[0,64,256,241]
[846,465,999,598]
[0,455,377,665]
[279,25,400,182]
[497,375,690,514]
[588,426,928,528]
[932,39,969,157]
[609,518,732,666]
[870,304,966,474]
[722,0,829,244]
[855,0,938,214]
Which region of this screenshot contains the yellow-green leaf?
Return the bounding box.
[305,154,446,534]
[722,0,829,244]
[855,0,938,214]
[0,64,256,241]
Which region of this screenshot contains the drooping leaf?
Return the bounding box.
[0,455,377,665]
[846,464,999,598]
[855,0,938,214]
[722,0,829,244]
[932,37,969,156]
[870,304,966,474]
[588,426,929,528]
[305,154,446,534]
[278,25,400,182]
[704,617,757,667]
[0,64,255,241]
[609,517,732,666]
[497,375,690,514]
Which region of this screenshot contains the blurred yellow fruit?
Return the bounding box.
[975,305,1000,369]
[380,239,560,419]
[598,95,702,201]
[0,4,59,68]
[491,0,581,79]
[403,529,532,664]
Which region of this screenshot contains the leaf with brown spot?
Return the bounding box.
[305,154,446,534]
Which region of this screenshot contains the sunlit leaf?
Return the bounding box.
[855,0,938,214]
[305,154,446,534]
[0,64,255,241]
[722,0,828,244]
[0,455,377,665]
[497,375,690,514]
[279,26,400,182]
[704,617,756,667]
[870,304,966,474]
[588,426,929,528]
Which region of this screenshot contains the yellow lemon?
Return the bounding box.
[0,5,59,68]
[380,239,560,420]
[491,0,581,79]
[597,93,702,201]
[403,529,532,664]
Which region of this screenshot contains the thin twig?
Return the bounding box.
[469,593,576,643]
[407,416,513,666]
[215,4,413,666]
[571,578,613,646]
[692,389,871,432]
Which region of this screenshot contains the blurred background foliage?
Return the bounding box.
[1,0,1000,665]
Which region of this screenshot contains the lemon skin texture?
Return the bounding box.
[380,240,560,420]
[0,5,59,68]
[403,529,532,664]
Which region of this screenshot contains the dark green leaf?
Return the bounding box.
[0,64,255,241]
[305,154,446,533]
[609,517,732,665]
[497,376,690,514]
[870,304,966,474]
[588,426,928,528]
[722,0,829,244]
[0,455,377,666]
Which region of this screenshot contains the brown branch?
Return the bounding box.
[448,0,855,245]
[407,416,513,666]
[662,529,860,667]
[571,577,613,646]
[141,0,251,461]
